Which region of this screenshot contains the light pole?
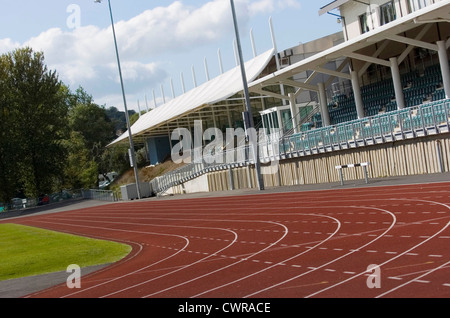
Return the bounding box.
[95,0,141,199]
[229,0,264,191]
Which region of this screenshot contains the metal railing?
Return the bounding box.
[82,189,119,202]
[280,99,449,157]
[0,189,84,213]
[150,98,450,194]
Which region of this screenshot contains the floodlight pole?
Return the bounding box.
[96,0,141,199]
[230,0,264,191]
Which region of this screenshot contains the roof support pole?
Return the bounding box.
[204,57,210,82]
[218,49,224,75]
[318,82,331,127]
[170,78,176,98]
[289,93,299,134]
[137,99,141,117]
[390,57,406,110]
[269,17,286,106]
[152,89,157,108]
[180,72,186,94]
[161,84,166,104]
[192,66,197,88]
[167,123,173,150]
[350,70,365,119]
[250,28,257,58]
[437,40,450,99]
[227,105,233,128]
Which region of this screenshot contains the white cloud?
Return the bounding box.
[0,0,302,110]
[247,0,301,15]
[0,38,21,54]
[277,0,301,10]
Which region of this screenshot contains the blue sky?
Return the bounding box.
[0,1,342,112]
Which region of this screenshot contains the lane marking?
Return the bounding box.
[245,207,396,298]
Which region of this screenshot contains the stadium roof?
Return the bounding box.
[109,1,450,148]
[318,0,349,16]
[109,47,275,147]
[250,1,450,100]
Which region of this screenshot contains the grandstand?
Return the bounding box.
[108,0,450,196]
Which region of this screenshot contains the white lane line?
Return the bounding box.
[23,219,187,299]
[303,198,450,299]
[144,220,289,298]
[244,206,396,299]
[306,199,450,299]
[374,199,450,298]
[377,259,450,297]
[38,216,241,298]
[192,214,341,298]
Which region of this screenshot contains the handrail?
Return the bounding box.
[151,99,450,194]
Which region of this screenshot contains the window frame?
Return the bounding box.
[379,1,397,26]
[359,12,370,34]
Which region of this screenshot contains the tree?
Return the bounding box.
[62,131,98,189]
[0,54,21,202]
[105,106,137,136]
[0,47,69,201]
[68,87,118,187]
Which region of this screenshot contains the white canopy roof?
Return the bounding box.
[109,48,275,146]
[318,0,349,16]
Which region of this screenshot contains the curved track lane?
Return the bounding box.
[2,181,449,298]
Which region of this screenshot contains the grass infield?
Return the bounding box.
[0,223,132,281]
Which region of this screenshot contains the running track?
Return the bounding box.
[2,181,450,298]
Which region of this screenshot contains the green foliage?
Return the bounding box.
[99,147,131,177]
[129,110,148,126]
[136,147,149,167]
[68,87,116,153]
[0,47,132,201]
[0,54,20,202]
[105,106,136,134]
[0,48,69,201]
[62,131,98,189]
[66,87,127,189]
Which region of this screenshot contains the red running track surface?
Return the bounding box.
[3,181,450,298]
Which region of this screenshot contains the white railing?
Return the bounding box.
[151,99,450,194]
[82,189,119,202]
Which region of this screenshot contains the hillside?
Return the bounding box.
[110,160,183,191]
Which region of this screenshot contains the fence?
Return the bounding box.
[0,189,84,213]
[82,189,119,202]
[150,99,450,194]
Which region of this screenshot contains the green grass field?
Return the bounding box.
[0,223,132,281]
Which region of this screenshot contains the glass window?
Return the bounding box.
[272,112,279,129]
[380,1,397,26]
[359,13,370,34]
[281,109,293,131]
[410,0,430,12]
[262,114,270,134]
